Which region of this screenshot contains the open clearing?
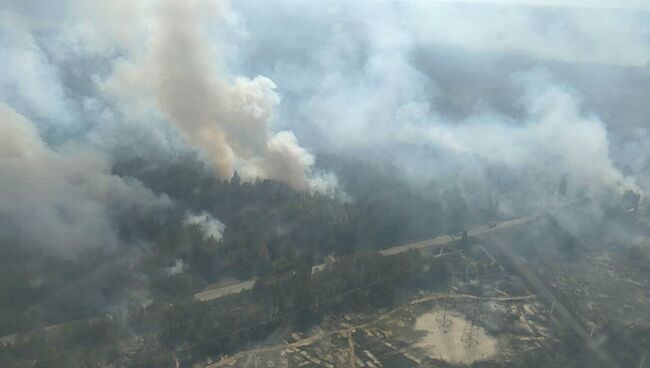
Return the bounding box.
[414,308,498,364]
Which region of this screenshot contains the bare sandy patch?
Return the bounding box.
[414,308,498,364]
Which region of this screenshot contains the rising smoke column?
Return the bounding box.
[183,211,225,241]
[105,0,336,193]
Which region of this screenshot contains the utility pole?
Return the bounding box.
[463,264,484,355]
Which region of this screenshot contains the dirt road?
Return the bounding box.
[194,215,537,302]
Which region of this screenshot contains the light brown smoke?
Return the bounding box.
[107,0,335,192]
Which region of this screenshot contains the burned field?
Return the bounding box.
[202,215,650,368]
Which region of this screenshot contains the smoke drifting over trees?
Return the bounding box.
[0,103,169,254]
[0,0,646,256]
[230,0,648,212]
[104,0,336,192]
[2,1,650,366]
[183,211,225,241]
[2,0,648,211]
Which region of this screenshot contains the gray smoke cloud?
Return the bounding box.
[1,0,649,248]
[0,0,344,256]
[228,0,649,216]
[1,0,338,193]
[0,103,170,254]
[100,0,337,192]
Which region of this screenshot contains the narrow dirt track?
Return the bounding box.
[195,215,537,302]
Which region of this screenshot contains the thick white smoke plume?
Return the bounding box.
[404,70,641,215]
[230,0,648,215]
[0,103,169,254]
[1,0,649,246]
[102,0,336,192]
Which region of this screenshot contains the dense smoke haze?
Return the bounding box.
[0,102,170,254]
[2,1,650,367]
[232,0,650,213]
[2,0,648,254]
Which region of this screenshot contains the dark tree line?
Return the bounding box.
[0,250,449,367]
